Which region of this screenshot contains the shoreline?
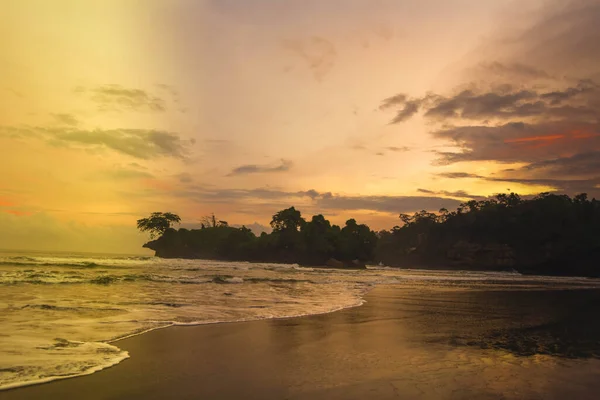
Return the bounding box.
[3,268,600,393]
[0,285,372,393]
[3,285,600,399]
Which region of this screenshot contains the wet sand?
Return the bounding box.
[2,285,600,400]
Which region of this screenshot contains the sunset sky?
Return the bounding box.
[1,0,599,253]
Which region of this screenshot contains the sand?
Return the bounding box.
[2,285,600,400]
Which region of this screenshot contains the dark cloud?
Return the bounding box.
[175,186,462,214]
[177,173,194,183]
[312,193,462,214]
[228,159,293,176]
[304,189,320,199]
[431,122,600,166]
[417,188,434,194]
[51,128,191,159]
[437,172,482,179]
[383,81,597,124]
[424,89,540,120]
[1,125,194,159]
[386,146,410,152]
[539,80,597,105]
[100,169,154,180]
[379,94,406,109]
[523,151,600,177]
[417,188,482,199]
[436,171,600,197]
[52,114,79,126]
[379,94,422,123]
[76,84,166,112]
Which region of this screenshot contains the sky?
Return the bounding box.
[1,0,599,254]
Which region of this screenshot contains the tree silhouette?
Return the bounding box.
[137,212,181,238]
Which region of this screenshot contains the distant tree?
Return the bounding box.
[269,207,306,258]
[337,219,377,261]
[302,214,335,262]
[270,207,305,232]
[137,212,181,238]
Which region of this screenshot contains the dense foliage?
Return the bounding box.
[141,207,377,267]
[377,192,600,276]
[140,192,600,276]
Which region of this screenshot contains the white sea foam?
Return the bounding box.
[1,251,600,390]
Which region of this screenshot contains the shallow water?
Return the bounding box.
[1,250,599,390]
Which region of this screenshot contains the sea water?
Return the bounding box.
[1,250,599,390]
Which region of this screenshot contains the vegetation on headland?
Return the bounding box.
[138,192,600,276]
[139,208,376,269]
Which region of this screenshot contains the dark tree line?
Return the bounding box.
[139,207,377,268]
[139,192,600,276]
[377,192,600,276]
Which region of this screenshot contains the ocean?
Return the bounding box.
[1,250,599,390]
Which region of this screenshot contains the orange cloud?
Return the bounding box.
[504,134,565,144]
[504,130,600,150]
[0,198,14,207]
[5,210,32,216]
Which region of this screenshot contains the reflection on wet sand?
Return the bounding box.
[267,286,600,399]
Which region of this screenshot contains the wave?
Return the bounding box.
[1,272,329,286]
[0,260,124,269]
[0,340,129,391]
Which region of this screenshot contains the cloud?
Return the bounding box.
[436,172,482,179]
[175,186,462,214]
[431,122,600,166]
[227,159,293,176]
[76,84,166,112]
[417,188,483,199]
[1,125,194,159]
[386,146,410,152]
[378,0,600,197]
[99,168,154,180]
[350,144,412,155]
[177,172,193,183]
[282,36,337,81]
[436,171,600,197]
[383,81,597,124]
[476,62,551,80]
[379,94,422,123]
[312,193,462,214]
[52,113,79,126]
[523,151,600,177]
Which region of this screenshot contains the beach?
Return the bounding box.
[3,285,600,400]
